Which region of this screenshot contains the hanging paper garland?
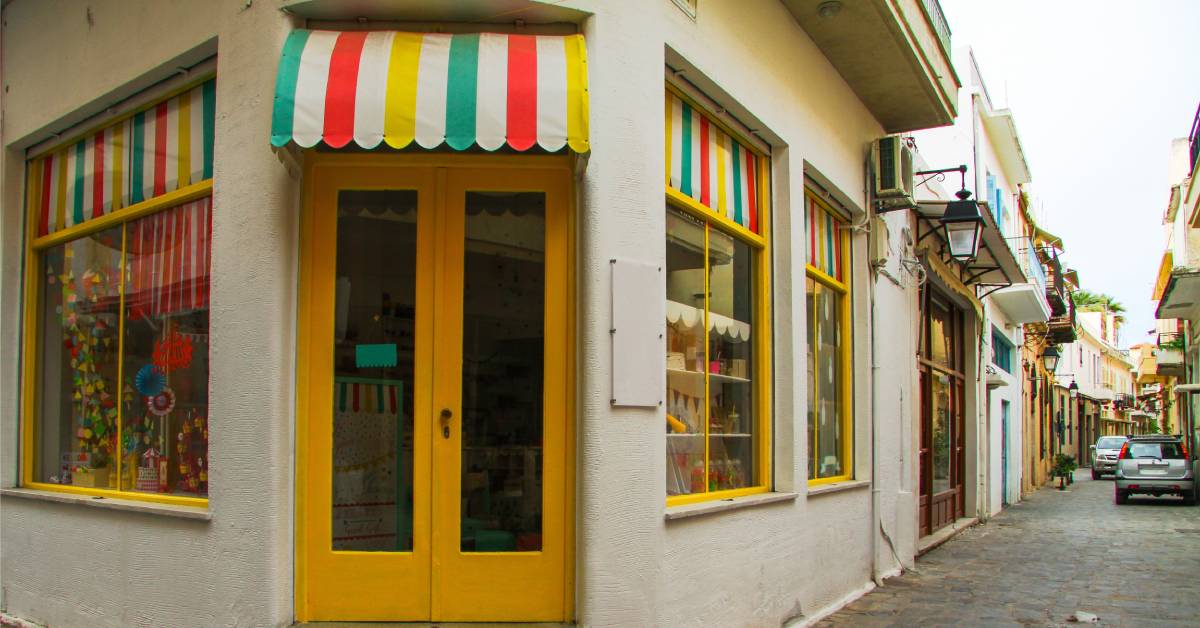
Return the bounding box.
[135,364,167,396]
[153,331,194,372]
[147,387,176,416]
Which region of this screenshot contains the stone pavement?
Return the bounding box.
[817,470,1200,627]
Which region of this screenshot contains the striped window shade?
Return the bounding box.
[27,79,216,238]
[271,30,589,153]
[665,90,765,235]
[806,194,845,282]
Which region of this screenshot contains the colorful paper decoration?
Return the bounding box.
[153,331,194,372]
[135,364,167,396]
[147,387,176,416]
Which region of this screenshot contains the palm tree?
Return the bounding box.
[1071,289,1126,326]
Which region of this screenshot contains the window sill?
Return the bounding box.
[0,487,211,521]
[664,491,797,521]
[807,479,870,497]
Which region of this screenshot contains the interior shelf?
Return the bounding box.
[666,368,751,384]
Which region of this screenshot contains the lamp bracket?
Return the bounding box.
[914,165,969,195]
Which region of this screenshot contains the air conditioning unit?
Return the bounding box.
[873,136,915,206]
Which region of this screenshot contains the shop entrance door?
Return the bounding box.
[297,158,572,622]
[917,286,966,537]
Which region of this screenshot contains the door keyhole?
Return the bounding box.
[440,408,453,439]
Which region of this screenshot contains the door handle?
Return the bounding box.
[440,408,453,439]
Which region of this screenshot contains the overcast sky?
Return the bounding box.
[939,0,1200,348]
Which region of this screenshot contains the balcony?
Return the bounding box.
[1041,247,1068,316]
[1156,332,1185,377]
[783,0,960,132]
[1114,393,1135,409]
[1046,296,1077,344]
[989,238,1051,324]
[1190,101,1199,175]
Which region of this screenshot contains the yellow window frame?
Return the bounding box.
[663,135,772,508]
[805,190,853,486]
[20,171,213,509]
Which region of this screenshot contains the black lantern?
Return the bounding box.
[1069,380,1079,399]
[1041,345,1060,373]
[940,188,985,261]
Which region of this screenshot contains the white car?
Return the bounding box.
[1091,436,1128,479]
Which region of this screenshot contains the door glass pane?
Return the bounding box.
[461,191,545,552]
[665,208,706,496]
[707,228,755,490]
[931,372,953,495]
[332,190,417,552]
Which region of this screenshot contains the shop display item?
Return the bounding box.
[147,388,177,416]
[152,330,194,372]
[135,364,167,396]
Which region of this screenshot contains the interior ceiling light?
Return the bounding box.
[818,1,843,18]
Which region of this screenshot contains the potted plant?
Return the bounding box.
[1053,453,1077,490]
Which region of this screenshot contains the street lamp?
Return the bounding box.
[940,188,986,261]
[1069,380,1079,399]
[1042,345,1061,373]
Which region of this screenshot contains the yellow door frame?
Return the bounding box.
[294,151,576,623]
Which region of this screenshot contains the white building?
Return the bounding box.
[910,48,1054,514]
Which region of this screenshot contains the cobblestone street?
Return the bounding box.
[818,470,1200,627]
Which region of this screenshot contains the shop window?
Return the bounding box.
[805,192,853,483]
[23,79,215,506]
[664,86,770,505]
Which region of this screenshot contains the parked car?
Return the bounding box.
[1113,435,1196,505]
[1091,435,1128,479]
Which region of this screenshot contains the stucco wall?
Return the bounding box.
[573,0,887,625]
[0,2,299,626]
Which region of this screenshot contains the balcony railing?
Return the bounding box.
[1190,101,1200,173]
[1018,238,1047,291]
[921,0,952,55]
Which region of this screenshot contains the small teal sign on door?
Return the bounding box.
[355,343,397,368]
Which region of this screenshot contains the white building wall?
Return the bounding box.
[983,304,1023,514]
[0,2,299,627]
[578,1,888,624]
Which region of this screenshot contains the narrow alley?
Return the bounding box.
[819,473,1200,627]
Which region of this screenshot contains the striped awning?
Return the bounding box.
[271,30,589,153]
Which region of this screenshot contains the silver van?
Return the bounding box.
[1113,435,1195,505]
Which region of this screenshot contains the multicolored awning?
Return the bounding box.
[27,80,215,237]
[666,90,766,235]
[271,30,589,153]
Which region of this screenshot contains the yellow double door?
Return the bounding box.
[297,156,572,622]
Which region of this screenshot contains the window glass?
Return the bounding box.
[805,193,851,482]
[665,207,758,496]
[707,228,755,491]
[931,372,953,494]
[810,282,844,479]
[120,199,212,497]
[34,198,212,498]
[36,228,124,487]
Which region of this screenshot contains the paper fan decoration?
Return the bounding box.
[135,364,167,396]
[147,388,176,416]
[153,332,194,372]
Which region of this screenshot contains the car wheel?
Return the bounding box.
[1115,488,1128,505]
[1092,469,1100,480]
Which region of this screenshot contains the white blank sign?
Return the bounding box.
[610,258,664,407]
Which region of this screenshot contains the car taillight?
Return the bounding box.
[1118,443,1130,460]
